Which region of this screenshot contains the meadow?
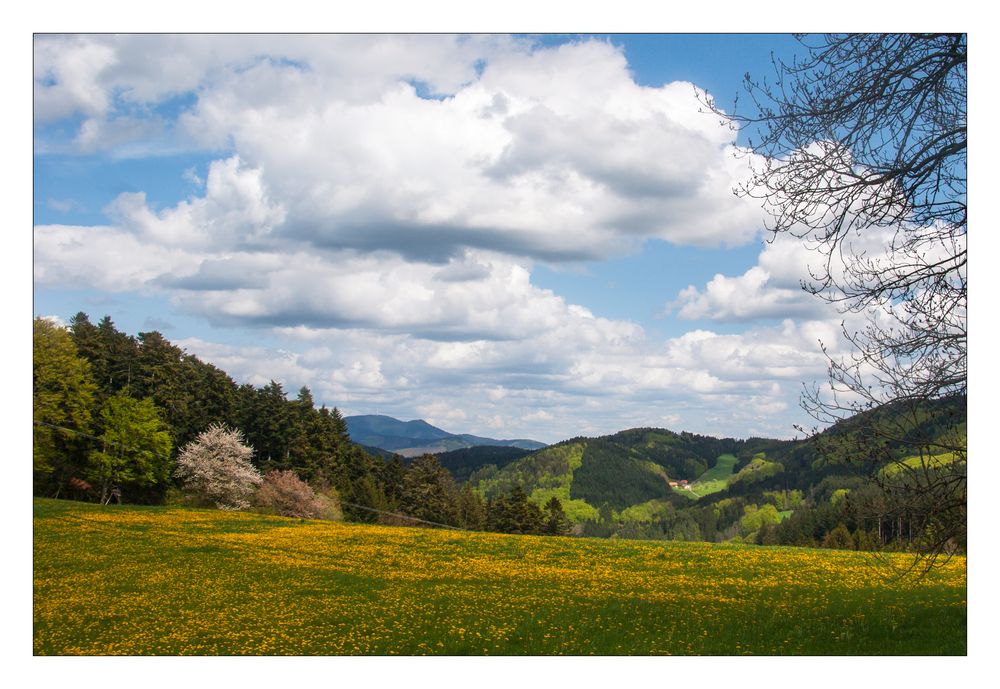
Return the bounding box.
[670,453,740,500]
[33,498,966,655]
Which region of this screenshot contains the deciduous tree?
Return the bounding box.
[255,469,337,520]
[87,392,173,504]
[722,34,966,566]
[33,317,97,495]
[175,423,262,510]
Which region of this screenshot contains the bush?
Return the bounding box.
[256,470,338,520]
[822,523,856,550]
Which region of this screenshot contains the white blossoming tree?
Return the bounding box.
[174,423,262,510]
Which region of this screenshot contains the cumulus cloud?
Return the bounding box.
[668,224,946,324]
[33,224,194,292]
[35,34,764,265]
[34,34,843,442]
[190,40,760,260]
[172,309,843,443]
[34,36,118,121]
[105,156,286,250]
[671,266,825,321]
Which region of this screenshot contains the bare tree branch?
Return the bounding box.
[714,34,967,569]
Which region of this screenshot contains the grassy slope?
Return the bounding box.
[679,453,739,498]
[882,451,965,477]
[34,499,966,655]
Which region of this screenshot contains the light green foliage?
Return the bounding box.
[88,393,173,503]
[522,444,597,522]
[881,451,964,478]
[33,318,97,484]
[830,488,851,506]
[728,455,784,488]
[476,442,584,501]
[763,489,804,510]
[740,503,781,538]
[528,487,598,522]
[619,499,674,522]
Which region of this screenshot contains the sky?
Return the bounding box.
[28,32,924,444]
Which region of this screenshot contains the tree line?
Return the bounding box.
[32,314,569,536]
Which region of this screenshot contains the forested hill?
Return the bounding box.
[464,398,966,547]
[344,414,545,456]
[467,428,778,521]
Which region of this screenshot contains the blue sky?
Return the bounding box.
[33,33,864,443]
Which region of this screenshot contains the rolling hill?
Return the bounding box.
[465,395,967,528]
[469,428,762,521]
[344,414,546,457]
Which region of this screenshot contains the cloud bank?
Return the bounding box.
[33,34,846,441]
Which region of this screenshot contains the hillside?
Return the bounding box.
[466,399,966,546]
[433,445,532,482]
[33,499,967,655]
[344,414,546,457]
[469,428,759,519]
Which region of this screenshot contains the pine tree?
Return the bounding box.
[487,485,545,535]
[400,454,462,527]
[544,496,571,536]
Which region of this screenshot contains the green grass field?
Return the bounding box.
[882,451,965,477]
[33,499,966,655]
[674,453,740,499]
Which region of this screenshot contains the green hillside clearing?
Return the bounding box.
[675,453,740,498]
[882,451,965,477]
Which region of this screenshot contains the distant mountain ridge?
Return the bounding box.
[344,414,547,457]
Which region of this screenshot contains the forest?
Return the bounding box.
[33,314,571,535]
[33,313,966,552]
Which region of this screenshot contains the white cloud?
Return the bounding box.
[106,156,285,250]
[33,224,193,292]
[34,36,118,121]
[668,222,960,327]
[173,306,844,443]
[416,401,469,430]
[671,265,825,321]
[33,34,848,443]
[35,35,764,264]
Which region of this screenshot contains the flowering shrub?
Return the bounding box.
[174,424,262,510]
[255,470,338,520]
